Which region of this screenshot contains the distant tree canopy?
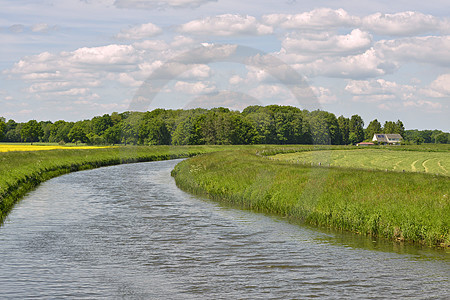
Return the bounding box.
[0,105,447,145]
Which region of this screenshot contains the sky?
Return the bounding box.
[0,0,449,130]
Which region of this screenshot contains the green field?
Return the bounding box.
[272,148,449,176]
[2,144,449,247]
[172,148,450,247]
[0,145,236,223]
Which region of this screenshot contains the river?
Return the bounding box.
[0,159,448,299]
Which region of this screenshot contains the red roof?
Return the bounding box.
[357,142,374,145]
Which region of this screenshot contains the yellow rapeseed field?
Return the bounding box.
[0,144,110,152]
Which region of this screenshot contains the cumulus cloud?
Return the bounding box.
[376,36,450,67]
[345,79,412,95]
[132,39,168,51]
[345,79,415,101]
[248,84,293,101]
[310,86,337,104]
[116,22,162,39]
[262,8,359,30]
[420,73,450,97]
[344,78,446,112]
[299,48,394,78]
[282,29,372,55]
[174,81,216,94]
[114,0,217,9]
[362,11,444,36]
[179,14,273,36]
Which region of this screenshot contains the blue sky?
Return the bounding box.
[1,0,449,130]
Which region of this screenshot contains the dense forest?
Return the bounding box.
[0,105,448,145]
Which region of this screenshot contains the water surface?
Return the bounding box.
[1,160,448,299]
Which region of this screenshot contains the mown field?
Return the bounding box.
[272,148,449,176]
[172,148,450,247]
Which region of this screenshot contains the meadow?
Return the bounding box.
[0,145,234,223]
[272,148,449,176]
[172,148,450,247]
[1,143,449,247]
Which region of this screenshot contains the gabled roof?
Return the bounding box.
[385,134,402,139]
[372,133,403,143]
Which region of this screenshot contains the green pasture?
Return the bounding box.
[272,148,449,176]
[172,149,450,247]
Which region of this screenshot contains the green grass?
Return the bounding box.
[272,148,449,176]
[0,145,242,223]
[172,149,450,247]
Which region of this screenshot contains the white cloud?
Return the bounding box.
[170,35,196,48]
[116,22,162,40]
[277,35,450,79]
[113,0,217,9]
[311,86,337,104]
[402,100,443,111]
[362,11,444,36]
[70,44,142,66]
[133,39,168,51]
[229,75,244,85]
[248,84,292,100]
[344,78,446,112]
[298,48,393,78]
[179,14,273,36]
[345,79,415,100]
[31,23,49,32]
[282,29,372,55]
[174,81,216,94]
[420,73,450,97]
[376,36,450,67]
[262,8,359,30]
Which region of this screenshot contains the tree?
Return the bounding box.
[39,121,52,142]
[91,114,113,136]
[104,125,121,145]
[21,120,44,144]
[0,119,6,141]
[5,120,21,142]
[139,118,171,145]
[68,122,88,144]
[337,116,350,145]
[435,132,449,144]
[49,121,73,143]
[309,113,330,145]
[349,115,364,144]
[172,115,205,145]
[395,120,405,137]
[383,121,397,134]
[365,119,382,140]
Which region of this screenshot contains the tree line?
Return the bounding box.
[0,105,448,145]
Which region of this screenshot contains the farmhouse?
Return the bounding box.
[372,133,403,145]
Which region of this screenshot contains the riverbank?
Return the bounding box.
[0,145,232,223]
[171,149,450,247]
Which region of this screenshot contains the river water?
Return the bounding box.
[0,159,448,299]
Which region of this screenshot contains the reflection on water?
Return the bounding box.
[0,159,448,299]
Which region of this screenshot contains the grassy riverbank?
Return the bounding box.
[0,145,234,223]
[172,149,450,247]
